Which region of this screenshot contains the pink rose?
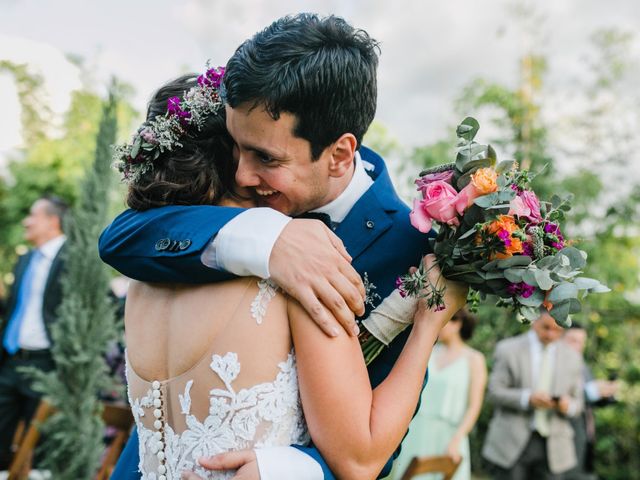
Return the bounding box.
[453,183,480,216]
[410,181,460,233]
[415,170,454,195]
[509,190,542,223]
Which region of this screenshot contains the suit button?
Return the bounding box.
[365,220,375,229]
[155,238,171,251]
[179,239,192,251]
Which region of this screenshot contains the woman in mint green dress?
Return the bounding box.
[388,309,487,480]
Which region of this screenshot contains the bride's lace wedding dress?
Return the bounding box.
[126,279,309,480]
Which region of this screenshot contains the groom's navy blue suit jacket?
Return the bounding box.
[100,147,433,479]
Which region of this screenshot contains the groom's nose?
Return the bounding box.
[235,155,260,187]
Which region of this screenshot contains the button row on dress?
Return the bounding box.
[151,380,167,480]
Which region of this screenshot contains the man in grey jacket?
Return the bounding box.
[482,311,584,479]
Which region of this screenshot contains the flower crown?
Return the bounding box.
[113,65,225,184]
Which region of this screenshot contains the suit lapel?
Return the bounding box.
[335,189,393,261]
[521,335,534,390]
[43,244,66,296]
[335,148,401,261]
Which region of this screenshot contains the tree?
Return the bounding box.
[27,86,121,478]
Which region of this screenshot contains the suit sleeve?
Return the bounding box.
[110,428,142,479]
[98,205,244,283]
[487,341,530,412]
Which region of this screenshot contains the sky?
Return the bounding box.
[1,0,639,172]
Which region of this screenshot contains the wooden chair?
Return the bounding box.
[400,455,461,480]
[7,400,134,480]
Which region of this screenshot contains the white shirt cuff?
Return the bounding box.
[255,447,324,480]
[521,389,531,410]
[585,380,601,402]
[201,208,291,278]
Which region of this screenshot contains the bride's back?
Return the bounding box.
[124,277,307,478]
[125,277,291,383]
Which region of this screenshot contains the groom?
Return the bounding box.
[100,13,437,480]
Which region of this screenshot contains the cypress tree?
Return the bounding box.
[27,85,120,478]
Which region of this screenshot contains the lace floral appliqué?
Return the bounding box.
[129,351,308,479]
[250,279,278,324]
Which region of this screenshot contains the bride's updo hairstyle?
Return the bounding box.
[125,74,235,211]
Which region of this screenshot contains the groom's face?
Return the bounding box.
[226,103,334,216]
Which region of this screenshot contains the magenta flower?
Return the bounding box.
[522,242,534,257]
[198,66,225,88]
[497,229,512,247]
[544,222,565,250]
[395,277,408,298]
[507,281,536,298]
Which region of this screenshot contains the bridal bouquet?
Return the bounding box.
[360,117,608,365]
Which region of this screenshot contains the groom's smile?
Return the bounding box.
[226,103,345,217]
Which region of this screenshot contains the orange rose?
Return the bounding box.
[471,168,498,195]
[484,215,524,259]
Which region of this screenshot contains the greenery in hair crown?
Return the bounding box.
[113,65,225,184]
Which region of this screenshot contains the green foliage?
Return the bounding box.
[25,88,121,478]
[415,31,640,480]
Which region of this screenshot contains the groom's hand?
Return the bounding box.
[270,219,365,337]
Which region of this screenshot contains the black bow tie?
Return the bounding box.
[295,212,334,230]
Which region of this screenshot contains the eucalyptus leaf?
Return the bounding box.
[496,256,533,269]
[496,160,516,174]
[474,193,499,208]
[522,270,537,287]
[549,300,570,325]
[520,306,540,322]
[130,136,142,159]
[456,117,480,142]
[573,277,602,290]
[461,157,493,174]
[557,247,587,269]
[517,289,545,307]
[504,268,525,283]
[548,282,579,302]
[534,269,554,291]
[458,227,479,240]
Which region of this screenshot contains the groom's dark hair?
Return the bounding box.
[222,13,380,160]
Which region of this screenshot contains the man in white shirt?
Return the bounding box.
[0,196,68,468]
[482,312,584,479]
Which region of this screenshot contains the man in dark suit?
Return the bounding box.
[0,195,68,468]
[99,14,464,480]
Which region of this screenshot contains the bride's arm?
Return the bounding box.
[290,256,467,480]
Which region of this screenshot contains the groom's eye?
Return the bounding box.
[256,152,276,165]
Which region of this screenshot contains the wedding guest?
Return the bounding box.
[563,322,619,480]
[0,195,68,468]
[389,309,487,480]
[482,311,584,480]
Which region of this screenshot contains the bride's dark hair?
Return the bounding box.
[126,74,236,211]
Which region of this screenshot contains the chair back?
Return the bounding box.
[400,455,460,480]
[7,401,134,480]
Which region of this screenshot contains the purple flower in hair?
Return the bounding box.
[198,66,225,88]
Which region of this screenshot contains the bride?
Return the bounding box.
[118,69,466,480]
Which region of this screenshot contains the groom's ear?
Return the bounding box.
[328,133,358,178]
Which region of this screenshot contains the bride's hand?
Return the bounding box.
[186,450,259,480]
[414,254,468,328]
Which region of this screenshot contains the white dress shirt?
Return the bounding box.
[18,235,66,350]
[201,152,373,479]
[520,330,557,409]
[201,151,373,277]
